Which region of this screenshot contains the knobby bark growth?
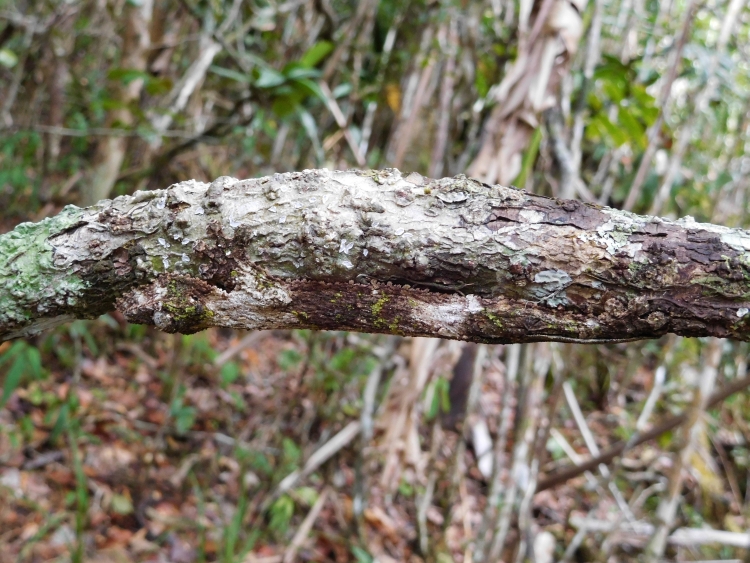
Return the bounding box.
[2,168,750,342]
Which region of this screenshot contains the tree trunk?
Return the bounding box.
[83,0,152,206]
[2,168,750,342]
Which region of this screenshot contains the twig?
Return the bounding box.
[417,463,438,556]
[570,515,750,548]
[353,337,398,522]
[428,17,458,179]
[709,432,743,511]
[545,105,577,200]
[150,35,222,141]
[643,337,722,561]
[2,124,218,141]
[385,26,435,167]
[474,344,521,561]
[622,0,698,211]
[0,16,35,126]
[649,0,744,216]
[569,0,603,173]
[636,365,666,431]
[276,421,361,495]
[318,81,366,166]
[536,371,750,492]
[488,344,549,561]
[563,380,634,521]
[549,428,598,489]
[282,488,330,563]
[514,344,557,562]
[359,14,402,157]
[213,331,269,368]
[443,344,488,534]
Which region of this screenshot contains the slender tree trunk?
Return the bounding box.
[83,0,153,206]
[469,0,587,186]
[2,168,750,342]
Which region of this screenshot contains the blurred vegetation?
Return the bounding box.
[2,0,750,561]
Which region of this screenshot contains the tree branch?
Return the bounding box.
[2,168,750,342]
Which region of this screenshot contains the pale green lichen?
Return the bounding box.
[0,205,88,331]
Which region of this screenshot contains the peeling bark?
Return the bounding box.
[2,168,750,343]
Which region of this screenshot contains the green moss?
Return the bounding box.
[371,295,390,329]
[162,278,215,332]
[485,310,503,328]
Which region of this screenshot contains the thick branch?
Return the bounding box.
[2,169,750,342]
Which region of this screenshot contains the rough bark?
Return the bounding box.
[2,168,750,343]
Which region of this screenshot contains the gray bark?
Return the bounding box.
[2,168,750,343]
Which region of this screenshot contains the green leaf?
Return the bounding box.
[255,68,286,89]
[175,406,196,434]
[277,349,302,371]
[512,127,542,186]
[210,65,253,83]
[283,65,322,80]
[601,78,625,103]
[247,451,273,476]
[269,495,295,533]
[332,83,352,98]
[220,362,241,387]
[50,403,70,443]
[618,105,646,149]
[591,113,628,147]
[594,55,631,81]
[0,48,18,69]
[281,437,301,466]
[630,85,658,126]
[0,341,25,369]
[0,342,43,406]
[427,386,440,420]
[1,352,25,407]
[294,486,318,506]
[26,346,42,380]
[272,97,297,117]
[439,378,451,414]
[351,546,374,563]
[299,41,333,68]
[108,68,150,85]
[111,493,134,515]
[330,348,356,372]
[292,78,327,102]
[144,76,173,96]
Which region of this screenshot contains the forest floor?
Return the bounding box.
[1,316,749,562]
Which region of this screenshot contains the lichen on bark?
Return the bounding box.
[0,205,89,338]
[1,168,750,343]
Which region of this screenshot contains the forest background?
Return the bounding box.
[1,0,750,561]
